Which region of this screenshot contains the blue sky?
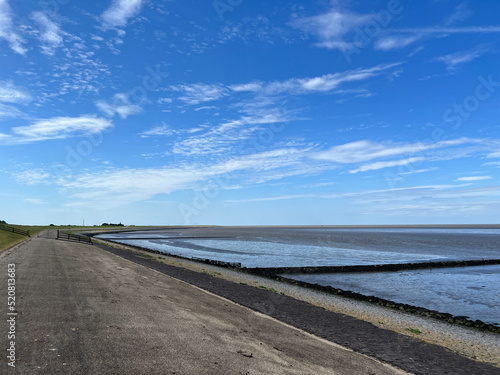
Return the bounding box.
[1,0,500,226]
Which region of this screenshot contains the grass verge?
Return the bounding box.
[0,225,107,252]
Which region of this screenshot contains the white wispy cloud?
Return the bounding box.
[14,169,51,185]
[0,103,24,120]
[225,183,474,205]
[171,84,228,105]
[287,63,400,94]
[312,140,419,163]
[21,35,112,103]
[101,0,143,29]
[172,111,288,155]
[374,35,422,51]
[0,82,31,104]
[444,3,472,26]
[291,10,371,50]
[31,11,64,56]
[96,93,143,119]
[140,123,177,138]
[349,157,424,174]
[433,45,487,71]
[312,138,475,164]
[296,63,400,92]
[44,132,500,210]
[0,0,26,55]
[487,151,500,158]
[194,106,217,112]
[1,116,113,144]
[456,176,493,182]
[229,82,264,92]
[140,123,206,138]
[391,26,500,34]
[375,26,500,51]
[157,98,173,104]
[61,146,312,208]
[373,4,497,52]
[398,168,438,176]
[354,185,500,217]
[173,63,400,106]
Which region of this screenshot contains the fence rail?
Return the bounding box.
[0,223,30,237]
[56,230,92,245]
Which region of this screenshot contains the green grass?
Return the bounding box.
[406,328,422,335]
[0,225,96,252]
[0,231,26,252]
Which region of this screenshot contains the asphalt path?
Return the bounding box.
[0,236,410,375]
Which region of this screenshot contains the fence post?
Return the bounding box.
[27,230,30,237]
[57,230,59,240]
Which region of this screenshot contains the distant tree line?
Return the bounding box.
[101,223,124,227]
[0,220,6,224]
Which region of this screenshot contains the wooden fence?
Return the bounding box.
[0,223,30,237]
[56,230,93,245]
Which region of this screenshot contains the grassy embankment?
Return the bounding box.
[0,225,118,252]
[0,225,67,252]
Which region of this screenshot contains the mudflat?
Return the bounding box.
[0,236,408,375]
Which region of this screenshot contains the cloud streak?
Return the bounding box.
[101,0,143,29]
[349,157,424,174]
[433,45,487,71]
[0,0,26,55]
[1,116,113,144]
[96,93,143,119]
[31,11,64,56]
[291,10,371,50]
[171,84,228,105]
[61,147,312,208]
[172,63,401,106]
[0,82,31,104]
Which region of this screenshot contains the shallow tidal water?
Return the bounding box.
[96,226,500,324]
[282,265,500,324]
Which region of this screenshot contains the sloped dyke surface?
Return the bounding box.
[95,242,500,375]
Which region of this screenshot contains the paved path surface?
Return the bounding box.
[0,237,409,375]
